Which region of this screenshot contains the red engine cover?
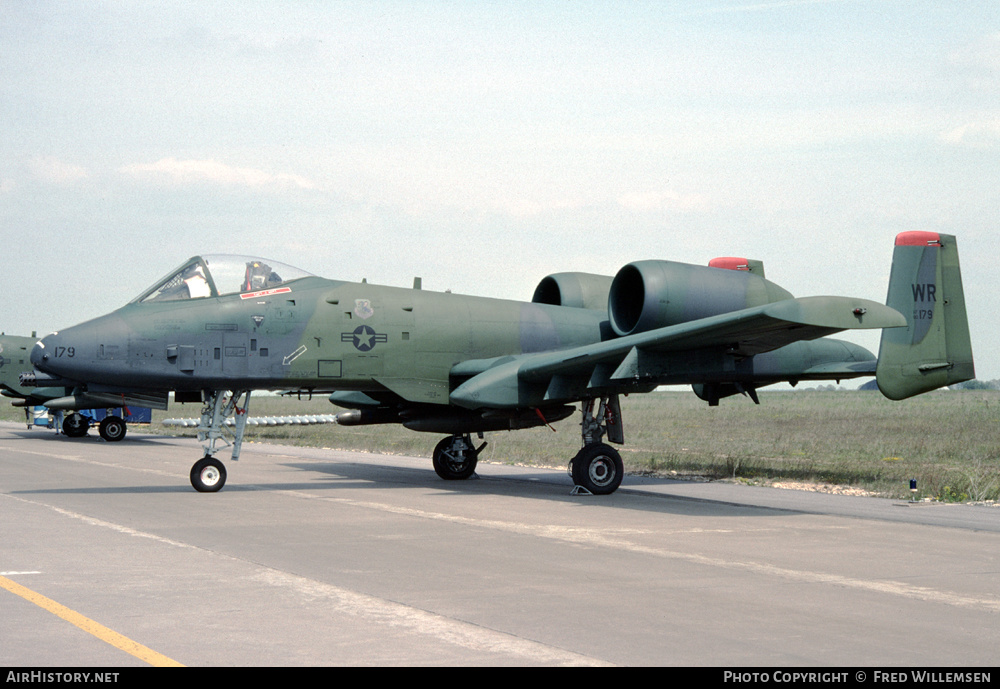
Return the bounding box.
[708,257,750,271]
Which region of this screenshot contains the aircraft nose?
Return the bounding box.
[30,313,140,386]
[30,322,99,378]
[29,338,47,368]
[30,331,66,370]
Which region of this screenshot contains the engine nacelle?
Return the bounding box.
[608,260,793,337]
[532,272,614,310]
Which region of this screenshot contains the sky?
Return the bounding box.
[2,0,998,381]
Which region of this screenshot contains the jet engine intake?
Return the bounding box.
[608,260,794,337]
[532,272,613,311]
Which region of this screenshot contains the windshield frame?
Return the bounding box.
[131,255,316,304]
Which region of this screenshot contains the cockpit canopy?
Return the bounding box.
[133,255,316,303]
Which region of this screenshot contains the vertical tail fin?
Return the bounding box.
[876,232,975,400]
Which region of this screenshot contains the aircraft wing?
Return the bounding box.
[450,296,904,409]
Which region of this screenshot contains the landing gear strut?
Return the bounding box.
[189,390,251,492]
[432,434,484,481]
[569,396,624,495]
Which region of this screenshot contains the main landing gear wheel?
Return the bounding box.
[432,435,480,481]
[63,413,90,438]
[571,443,624,495]
[98,415,127,442]
[191,456,227,493]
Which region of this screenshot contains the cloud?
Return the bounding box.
[940,120,1000,148]
[951,32,1000,72]
[682,0,856,16]
[120,158,318,191]
[950,32,1000,92]
[27,157,90,184]
[616,189,709,213]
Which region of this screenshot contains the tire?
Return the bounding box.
[190,456,227,493]
[432,436,478,480]
[571,443,624,495]
[63,413,90,438]
[99,416,127,442]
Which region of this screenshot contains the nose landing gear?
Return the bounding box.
[189,389,251,492]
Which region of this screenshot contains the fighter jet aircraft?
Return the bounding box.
[2,332,155,439]
[1,333,43,424]
[0,332,79,432]
[26,232,973,494]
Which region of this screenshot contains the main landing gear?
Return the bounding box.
[62,413,90,438]
[61,412,127,442]
[568,396,624,495]
[98,415,127,442]
[427,396,626,495]
[189,389,251,493]
[432,434,486,481]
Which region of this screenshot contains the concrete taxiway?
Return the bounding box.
[1,421,998,666]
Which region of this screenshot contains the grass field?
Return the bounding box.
[5,389,998,502]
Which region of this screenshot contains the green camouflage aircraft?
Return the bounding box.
[26,232,974,494]
[1,333,43,425]
[2,332,148,440]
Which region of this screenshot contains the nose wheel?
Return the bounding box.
[191,456,227,492]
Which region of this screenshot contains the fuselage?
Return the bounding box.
[30,254,881,413]
[31,276,609,402]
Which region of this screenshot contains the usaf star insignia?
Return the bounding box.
[342,325,387,352]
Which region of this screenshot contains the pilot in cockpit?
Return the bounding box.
[243,261,283,292]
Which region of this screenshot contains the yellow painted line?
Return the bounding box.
[0,575,184,667]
